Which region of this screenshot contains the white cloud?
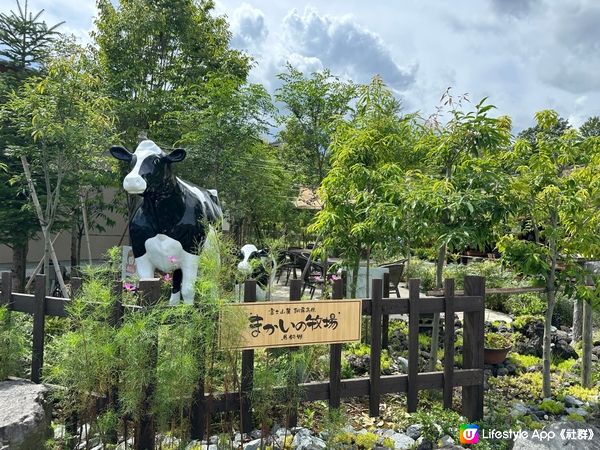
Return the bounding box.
[230,3,268,51]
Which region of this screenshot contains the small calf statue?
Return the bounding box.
[237,244,277,301]
[110,140,222,305]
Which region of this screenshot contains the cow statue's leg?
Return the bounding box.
[135,254,155,279]
[169,269,183,305]
[180,251,199,305]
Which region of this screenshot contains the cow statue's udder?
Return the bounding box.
[110,140,222,305]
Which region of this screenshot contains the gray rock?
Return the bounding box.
[208,435,219,445]
[292,433,326,450]
[406,423,423,439]
[564,395,584,408]
[565,407,588,417]
[396,356,409,371]
[497,367,509,376]
[275,427,290,438]
[389,432,415,449]
[0,380,51,450]
[511,402,530,417]
[208,445,217,450]
[243,438,262,450]
[438,435,454,446]
[250,429,262,439]
[416,437,434,450]
[512,421,600,450]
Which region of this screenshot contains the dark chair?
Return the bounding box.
[379,260,406,298]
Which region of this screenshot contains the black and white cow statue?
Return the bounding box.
[237,244,277,301]
[110,140,222,305]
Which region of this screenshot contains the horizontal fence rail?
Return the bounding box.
[0,271,485,446]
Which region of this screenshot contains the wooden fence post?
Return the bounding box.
[443,279,455,409]
[241,280,257,434]
[462,276,485,421]
[287,278,303,427]
[382,272,390,350]
[329,278,344,410]
[31,274,46,383]
[407,278,420,412]
[369,278,383,417]
[135,278,161,450]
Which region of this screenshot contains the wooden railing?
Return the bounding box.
[0,271,485,447]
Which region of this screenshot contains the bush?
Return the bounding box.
[539,399,565,415]
[404,259,436,291]
[0,306,28,380]
[551,293,573,328]
[410,403,464,442]
[505,293,546,316]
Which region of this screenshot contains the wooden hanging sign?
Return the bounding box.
[219,300,362,349]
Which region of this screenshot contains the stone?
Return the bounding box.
[250,429,262,439]
[275,428,290,438]
[208,435,219,445]
[511,403,530,417]
[563,395,584,408]
[416,437,434,450]
[552,340,578,361]
[396,357,409,371]
[565,407,588,417]
[292,433,326,450]
[497,367,509,376]
[389,432,415,449]
[406,423,423,440]
[0,379,51,450]
[512,420,600,450]
[243,438,262,450]
[438,435,454,446]
[506,363,517,374]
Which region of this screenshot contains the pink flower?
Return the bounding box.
[168,256,177,264]
[123,282,136,292]
[163,274,172,283]
[329,274,341,281]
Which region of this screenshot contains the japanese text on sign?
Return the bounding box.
[219,300,362,349]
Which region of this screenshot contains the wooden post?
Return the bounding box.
[241,280,257,434]
[329,278,344,410]
[31,274,46,383]
[1,271,12,308]
[582,299,593,387]
[443,279,455,409]
[462,276,485,421]
[407,278,420,412]
[135,279,161,450]
[382,272,390,350]
[287,278,302,427]
[369,278,383,417]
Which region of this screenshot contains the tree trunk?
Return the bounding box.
[11,241,28,293]
[70,221,78,270]
[43,229,51,295]
[581,299,593,388]
[572,297,582,342]
[428,243,446,371]
[350,255,360,298]
[542,232,558,398]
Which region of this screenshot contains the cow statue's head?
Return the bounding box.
[110,140,186,195]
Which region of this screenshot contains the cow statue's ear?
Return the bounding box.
[110,146,133,161]
[165,148,186,163]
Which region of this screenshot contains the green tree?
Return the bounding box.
[3,44,115,294]
[310,77,416,297]
[276,65,356,186]
[161,72,291,243]
[395,93,511,368]
[498,110,600,397]
[0,0,62,291]
[580,116,600,138]
[94,0,250,146]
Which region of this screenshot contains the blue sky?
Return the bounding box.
[3,0,600,132]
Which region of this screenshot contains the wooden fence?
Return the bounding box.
[0,271,485,448]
